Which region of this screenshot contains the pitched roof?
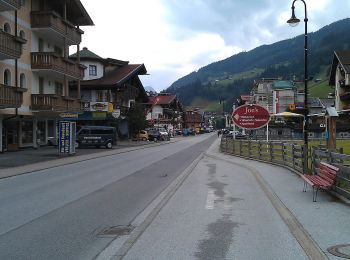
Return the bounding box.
[148,95,176,105]
[81,64,147,87]
[70,47,103,60]
[329,51,350,85]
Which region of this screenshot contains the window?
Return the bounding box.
[19,30,25,39]
[55,82,63,96]
[20,73,26,88]
[4,23,11,34]
[89,65,97,76]
[96,91,103,102]
[91,129,114,135]
[54,46,62,56]
[4,69,11,85]
[39,77,44,94]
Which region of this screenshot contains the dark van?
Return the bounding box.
[76,126,116,149]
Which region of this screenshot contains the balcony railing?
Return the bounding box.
[31,52,84,79]
[0,30,25,60]
[0,0,21,11]
[31,11,82,45]
[31,94,83,112]
[0,84,25,108]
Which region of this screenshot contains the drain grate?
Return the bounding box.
[328,244,350,259]
[98,225,134,238]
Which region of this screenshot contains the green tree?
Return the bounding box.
[127,103,147,135]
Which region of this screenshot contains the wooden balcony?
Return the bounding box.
[31,11,82,45]
[0,0,21,11]
[0,30,26,60]
[31,94,83,112]
[31,52,84,80]
[0,84,26,108]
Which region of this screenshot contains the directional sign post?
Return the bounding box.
[232,104,270,130]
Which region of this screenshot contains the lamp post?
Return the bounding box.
[287,0,308,173]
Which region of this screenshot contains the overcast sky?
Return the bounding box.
[78,0,350,91]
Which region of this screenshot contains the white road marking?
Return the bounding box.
[206,190,215,209]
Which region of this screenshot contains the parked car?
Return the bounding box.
[76,126,116,149]
[148,128,169,141]
[158,128,170,140]
[132,130,149,141]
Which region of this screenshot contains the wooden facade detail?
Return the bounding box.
[0,0,21,11]
[31,94,83,112]
[31,11,82,45]
[31,52,84,79]
[0,30,25,60]
[0,84,25,108]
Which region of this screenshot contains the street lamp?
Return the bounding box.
[287,0,309,173]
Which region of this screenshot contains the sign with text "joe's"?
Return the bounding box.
[232,104,270,129]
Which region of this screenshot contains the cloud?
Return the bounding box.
[79,0,350,91]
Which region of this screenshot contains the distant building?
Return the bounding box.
[329,50,350,111]
[145,93,183,133]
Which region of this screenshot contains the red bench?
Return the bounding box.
[301,162,339,202]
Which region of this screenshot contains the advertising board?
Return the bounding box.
[232,104,270,129]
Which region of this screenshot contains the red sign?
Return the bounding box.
[232,104,270,129]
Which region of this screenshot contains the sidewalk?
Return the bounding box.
[100,138,350,259]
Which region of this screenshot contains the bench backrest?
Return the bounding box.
[317,162,340,184]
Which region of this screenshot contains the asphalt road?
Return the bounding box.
[0,133,216,260]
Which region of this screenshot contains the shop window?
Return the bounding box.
[21,121,33,144]
[96,91,103,102]
[4,69,11,86]
[37,121,46,143]
[20,73,26,88]
[89,65,97,76]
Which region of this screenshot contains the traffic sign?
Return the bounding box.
[232,104,270,129]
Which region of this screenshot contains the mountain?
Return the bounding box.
[166,18,350,111]
[144,86,157,93]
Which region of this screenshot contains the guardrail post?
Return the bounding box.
[270,142,273,162]
[240,140,242,156]
[292,144,295,170]
[248,140,251,158]
[281,142,285,165]
[303,144,308,175]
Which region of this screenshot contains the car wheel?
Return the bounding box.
[106,141,113,149]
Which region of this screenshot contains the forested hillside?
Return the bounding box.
[166,18,350,110]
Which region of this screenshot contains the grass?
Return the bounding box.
[208,68,263,87]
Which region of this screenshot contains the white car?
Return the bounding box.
[158,128,170,141]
